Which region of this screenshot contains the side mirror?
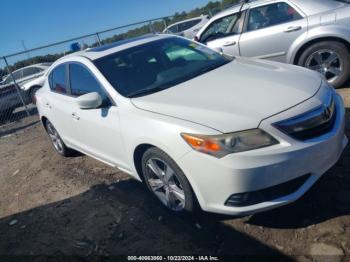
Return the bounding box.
[213,47,224,55]
[76,92,102,109]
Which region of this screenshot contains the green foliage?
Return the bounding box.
[1,0,240,77]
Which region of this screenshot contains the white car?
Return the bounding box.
[163,15,210,39]
[36,35,347,215]
[0,63,51,116]
[1,63,51,102]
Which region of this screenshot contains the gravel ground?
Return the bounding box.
[0,88,349,259]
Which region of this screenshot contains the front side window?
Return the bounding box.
[178,19,201,32]
[69,63,109,104]
[50,64,67,94]
[200,13,241,42]
[247,2,302,31]
[3,69,23,84]
[94,37,230,98]
[3,75,13,84]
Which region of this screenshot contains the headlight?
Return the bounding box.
[273,84,336,141]
[181,129,279,158]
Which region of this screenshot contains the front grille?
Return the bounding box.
[274,92,336,141]
[225,174,311,207]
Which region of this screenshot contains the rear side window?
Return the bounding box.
[22,67,43,78]
[247,2,302,31]
[178,19,201,32]
[69,63,109,103]
[49,64,67,94]
[167,24,178,33]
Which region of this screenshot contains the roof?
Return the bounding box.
[75,34,171,61]
[210,0,343,19]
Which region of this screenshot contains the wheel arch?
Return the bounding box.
[28,85,42,92]
[41,116,49,130]
[292,36,350,65]
[133,143,155,181]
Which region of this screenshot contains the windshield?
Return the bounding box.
[94,37,230,98]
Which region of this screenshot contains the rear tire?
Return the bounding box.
[141,147,197,214]
[45,120,72,157]
[298,41,350,88]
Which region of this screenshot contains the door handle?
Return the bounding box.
[223,41,237,47]
[284,26,302,33]
[71,112,80,120]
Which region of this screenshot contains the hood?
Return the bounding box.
[131,57,322,133]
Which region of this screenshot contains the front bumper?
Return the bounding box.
[177,92,348,216]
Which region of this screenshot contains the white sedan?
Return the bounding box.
[36,34,347,215]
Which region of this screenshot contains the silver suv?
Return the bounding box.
[195,0,350,88]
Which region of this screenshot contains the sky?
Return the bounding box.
[0,0,211,58]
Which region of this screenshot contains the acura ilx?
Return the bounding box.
[36,35,348,215]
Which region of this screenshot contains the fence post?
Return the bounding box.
[3,56,30,117]
[149,21,155,34]
[163,19,167,29]
[96,33,102,46]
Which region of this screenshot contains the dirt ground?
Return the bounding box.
[0,88,349,259]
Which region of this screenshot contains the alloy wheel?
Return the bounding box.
[145,157,186,211]
[46,122,64,154]
[305,49,343,83]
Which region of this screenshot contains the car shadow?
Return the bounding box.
[0,179,293,258]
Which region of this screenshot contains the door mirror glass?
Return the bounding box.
[213,47,224,54]
[76,92,102,109]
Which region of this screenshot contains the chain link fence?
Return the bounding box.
[0,2,237,136]
[0,16,172,136]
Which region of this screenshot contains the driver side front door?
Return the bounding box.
[68,62,126,168]
[201,11,245,56]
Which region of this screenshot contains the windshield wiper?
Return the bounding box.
[128,86,166,98]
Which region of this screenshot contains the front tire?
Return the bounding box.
[45,120,72,157]
[141,147,196,213]
[298,41,350,88]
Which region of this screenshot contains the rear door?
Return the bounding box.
[44,63,77,144]
[239,1,307,63]
[199,12,245,56]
